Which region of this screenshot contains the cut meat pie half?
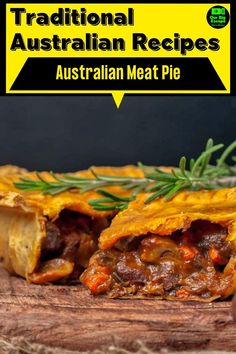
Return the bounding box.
[0,166,143,284]
[81,188,236,301]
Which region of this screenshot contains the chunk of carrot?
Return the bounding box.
[84,273,110,293]
[82,266,111,293]
[179,245,198,261]
[209,248,226,265]
[176,289,190,298]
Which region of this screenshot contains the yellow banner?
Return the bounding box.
[6,3,230,106]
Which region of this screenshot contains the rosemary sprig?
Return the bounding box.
[14,139,236,211]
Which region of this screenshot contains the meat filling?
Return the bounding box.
[80,220,236,299]
[29,210,110,284]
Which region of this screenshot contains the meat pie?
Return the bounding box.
[81,189,236,301]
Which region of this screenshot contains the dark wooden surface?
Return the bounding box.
[0,266,236,352]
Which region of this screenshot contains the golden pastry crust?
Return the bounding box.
[0,165,143,219]
[0,191,44,277]
[99,188,236,250]
[0,165,28,176]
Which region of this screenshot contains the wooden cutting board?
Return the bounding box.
[0,265,236,352]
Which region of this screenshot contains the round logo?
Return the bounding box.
[207,6,230,29]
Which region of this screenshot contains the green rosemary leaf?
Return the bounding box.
[145,181,167,192]
[144,184,174,204]
[122,182,141,190]
[62,174,94,182]
[49,172,64,183]
[13,138,236,212]
[217,141,236,168]
[179,156,187,177]
[14,182,43,190]
[35,172,52,186]
[202,184,222,190]
[154,167,166,174]
[45,186,73,195]
[164,182,186,201]
[89,168,99,179]
[131,182,149,196]
[88,201,128,211]
[91,172,134,183]
[137,161,145,171]
[95,189,133,202]
[14,180,41,187]
[88,203,118,211]
[191,143,224,177]
[144,172,177,183]
[190,158,195,170]
[198,138,214,177]
[79,182,109,193]
[88,197,116,203]
[17,177,41,183]
[50,172,86,185]
[171,168,183,180]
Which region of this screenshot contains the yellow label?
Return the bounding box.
[6,3,230,106]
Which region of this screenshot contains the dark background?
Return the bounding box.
[0,96,235,172]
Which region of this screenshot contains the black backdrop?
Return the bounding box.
[0,96,235,172]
